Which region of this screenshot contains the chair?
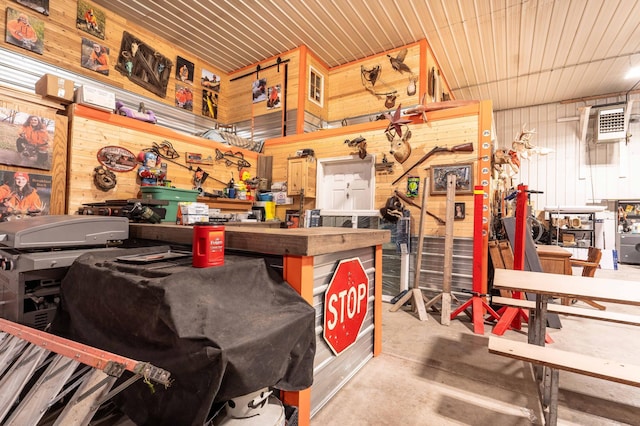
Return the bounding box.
[489,240,514,298]
[567,247,605,310]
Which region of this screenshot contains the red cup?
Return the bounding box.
[192,224,225,268]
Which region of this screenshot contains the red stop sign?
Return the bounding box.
[323,258,369,355]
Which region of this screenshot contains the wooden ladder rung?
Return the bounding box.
[488,336,640,387]
[4,354,79,426]
[0,342,50,421]
[0,318,172,425]
[491,296,640,326]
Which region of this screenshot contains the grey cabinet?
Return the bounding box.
[619,234,640,264]
[616,200,640,264]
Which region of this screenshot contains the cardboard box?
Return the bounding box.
[35,74,75,103]
[178,203,210,225]
[179,202,209,215]
[141,187,199,222]
[75,85,116,112]
[273,191,293,205]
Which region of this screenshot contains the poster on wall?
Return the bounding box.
[14,0,49,16]
[76,0,105,40]
[5,8,44,55]
[201,68,220,92]
[267,85,281,109]
[252,78,267,103]
[0,107,54,170]
[0,170,51,221]
[202,90,218,119]
[115,31,172,98]
[81,37,109,75]
[176,56,194,84]
[175,84,193,111]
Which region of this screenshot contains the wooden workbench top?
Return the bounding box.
[129,223,390,256]
[493,268,640,306]
[536,244,572,258]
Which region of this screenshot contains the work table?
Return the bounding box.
[129,222,389,425]
[129,223,390,256]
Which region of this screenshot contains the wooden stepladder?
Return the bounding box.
[0,318,172,425]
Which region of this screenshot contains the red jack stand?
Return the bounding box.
[450,290,501,335]
[451,186,500,334]
[491,184,553,344]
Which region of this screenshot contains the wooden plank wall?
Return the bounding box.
[0,1,452,131]
[304,49,330,123]
[327,41,450,123]
[0,90,67,215]
[67,105,258,214]
[225,49,302,129]
[263,105,482,237]
[0,0,230,122]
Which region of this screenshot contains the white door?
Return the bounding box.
[318,156,375,212]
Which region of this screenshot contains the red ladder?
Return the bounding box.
[0,318,171,425]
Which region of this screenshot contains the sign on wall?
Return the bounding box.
[0,107,54,170]
[323,258,370,355]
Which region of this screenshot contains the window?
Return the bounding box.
[309,66,324,107]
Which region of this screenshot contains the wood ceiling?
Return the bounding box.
[92,0,640,111]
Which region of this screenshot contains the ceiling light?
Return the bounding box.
[625,66,640,79]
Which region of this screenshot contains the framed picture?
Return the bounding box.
[266,85,281,109]
[430,163,473,195]
[0,107,54,170]
[252,78,267,103]
[15,0,49,16]
[5,8,44,54]
[115,31,172,98]
[175,84,193,111]
[285,210,300,228]
[201,68,220,92]
[81,37,109,75]
[176,56,194,84]
[0,169,51,221]
[202,89,218,118]
[186,152,213,165]
[76,1,105,39]
[454,202,465,220]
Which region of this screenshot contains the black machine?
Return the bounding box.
[0,215,129,329]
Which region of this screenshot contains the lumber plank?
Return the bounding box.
[493,269,640,306]
[130,224,390,256]
[488,337,640,387]
[491,297,640,326]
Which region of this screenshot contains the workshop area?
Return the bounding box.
[0,1,639,425]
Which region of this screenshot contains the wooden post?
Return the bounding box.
[440,174,456,325]
[390,177,430,320]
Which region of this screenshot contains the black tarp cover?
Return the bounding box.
[50,247,315,425]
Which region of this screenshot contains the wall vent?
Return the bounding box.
[595,107,626,142]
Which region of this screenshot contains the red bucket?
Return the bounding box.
[192,224,225,268]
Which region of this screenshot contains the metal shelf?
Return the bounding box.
[546,210,596,247]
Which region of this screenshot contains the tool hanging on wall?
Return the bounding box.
[393,190,445,225]
[389,177,431,320]
[407,76,417,96]
[215,148,252,170]
[0,317,171,425]
[387,48,412,74]
[344,136,367,159]
[230,57,290,81]
[142,143,227,187]
[406,176,419,198]
[93,165,116,191]
[360,65,398,108]
[392,142,475,185]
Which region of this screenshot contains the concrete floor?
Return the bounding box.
[311,264,640,426]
